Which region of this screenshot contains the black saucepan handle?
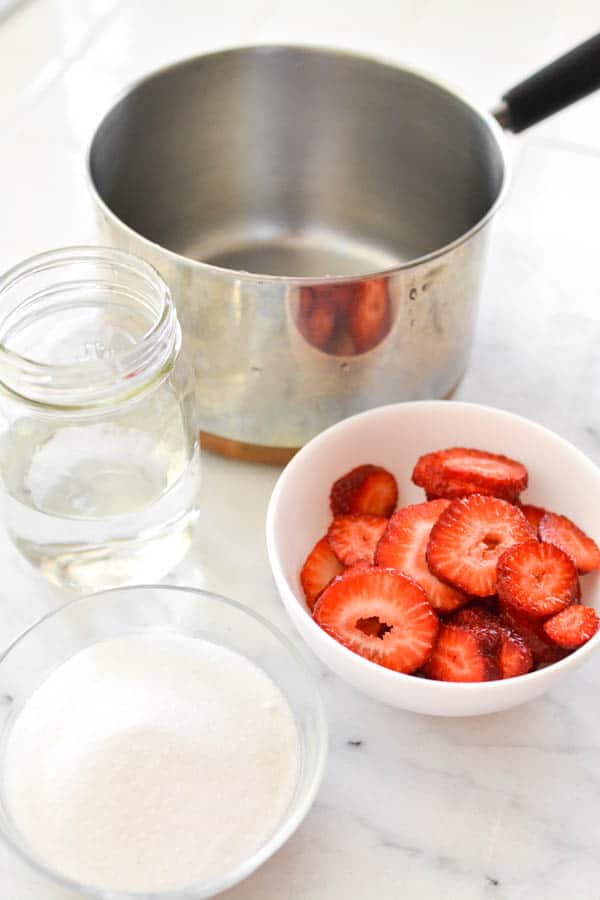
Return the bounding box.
[495,33,600,132]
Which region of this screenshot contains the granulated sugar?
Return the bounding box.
[2,633,299,892]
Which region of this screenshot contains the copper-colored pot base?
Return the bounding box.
[200,431,298,465]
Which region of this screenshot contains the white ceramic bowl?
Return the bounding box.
[266,401,600,716]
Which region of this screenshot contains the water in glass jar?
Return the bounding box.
[0,383,200,592]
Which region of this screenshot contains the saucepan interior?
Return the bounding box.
[88,45,507,279]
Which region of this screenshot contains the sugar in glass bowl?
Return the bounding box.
[0,585,327,899]
[0,247,201,591]
[266,401,600,716]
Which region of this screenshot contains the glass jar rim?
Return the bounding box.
[0,246,180,411]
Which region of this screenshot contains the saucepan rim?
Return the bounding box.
[86,43,511,284]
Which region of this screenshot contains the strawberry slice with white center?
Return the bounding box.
[426,494,534,596]
[300,536,345,610]
[543,604,600,649]
[497,540,579,618]
[375,500,468,613]
[422,623,501,682]
[327,514,388,566]
[539,512,600,574]
[330,465,398,517]
[313,567,438,674]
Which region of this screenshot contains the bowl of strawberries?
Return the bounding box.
[266,401,600,716]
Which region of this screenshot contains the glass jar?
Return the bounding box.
[0,247,201,592]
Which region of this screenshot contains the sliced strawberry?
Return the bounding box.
[451,604,499,631]
[449,604,532,677]
[355,615,388,637]
[344,560,372,573]
[520,504,546,536]
[349,280,390,353]
[539,512,600,574]
[499,630,534,678]
[330,464,398,517]
[413,448,527,502]
[543,604,599,649]
[327,515,388,566]
[441,448,528,491]
[353,469,399,517]
[500,605,568,667]
[313,567,438,673]
[300,536,345,610]
[375,500,468,613]
[426,494,533,596]
[422,623,501,682]
[331,464,377,514]
[497,540,579,618]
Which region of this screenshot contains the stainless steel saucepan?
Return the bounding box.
[87,38,600,462]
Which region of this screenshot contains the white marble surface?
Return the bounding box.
[1,1,600,898]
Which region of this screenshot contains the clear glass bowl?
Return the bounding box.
[0,586,327,899]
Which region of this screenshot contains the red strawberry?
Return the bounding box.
[539,512,600,574]
[500,605,568,667]
[413,448,527,502]
[450,604,532,678]
[375,500,468,613]
[451,603,498,630]
[441,448,527,490]
[426,494,533,596]
[422,623,501,682]
[344,561,372,573]
[313,567,438,673]
[543,604,599,649]
[499,630,534,678]
[350,280,390,353]
[353,469,399,517]
[497,540,579,618]
[300,536,345,610]
[448,599,496,626]
[330,465,398,517]
[327,515,388,566]
[354,615,389,637]
[520,504,546,536]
